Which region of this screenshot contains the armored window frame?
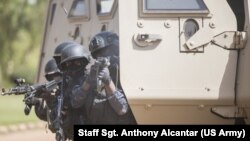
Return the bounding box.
[139,0,209,18]
[68,0,90,21]
[96,0,118,20]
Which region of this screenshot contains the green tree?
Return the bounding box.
[0,0,47,86]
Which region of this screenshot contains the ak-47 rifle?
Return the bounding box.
[1,78,61,115]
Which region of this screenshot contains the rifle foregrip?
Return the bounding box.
[24,105,32,115]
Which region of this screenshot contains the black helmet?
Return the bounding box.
[60,44,90,70]
[44,59,61,81]
[53,41,77,65]
[89,32,119,54]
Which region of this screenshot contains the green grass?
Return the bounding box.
[0,95,39,126]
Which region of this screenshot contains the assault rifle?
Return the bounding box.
[54,73,65,141]
[93,57,110,93]
[1,78,61,115]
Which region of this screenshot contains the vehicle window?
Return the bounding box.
[96,0,117,19]
[68,0,89,20]
[142,0,208,13]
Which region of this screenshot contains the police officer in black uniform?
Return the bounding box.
[53,41,78,67]
[71,31,137,124]
[33,58,62,133]
[59,43,90,140]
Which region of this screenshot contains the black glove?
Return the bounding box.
[38,88,51,99]
[25,97,41,105]
[86,64,99,84]
[98,67,111,85]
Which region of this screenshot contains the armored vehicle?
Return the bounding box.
[37,0,250,124]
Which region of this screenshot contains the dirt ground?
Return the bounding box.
[0,129,55,141]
